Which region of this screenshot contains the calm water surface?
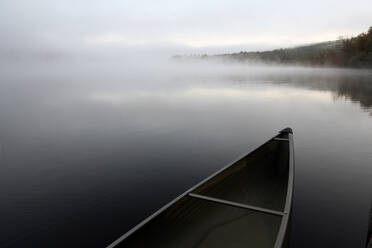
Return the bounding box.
[1,60,372,247]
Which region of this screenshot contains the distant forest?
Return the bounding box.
[174,27,372,68]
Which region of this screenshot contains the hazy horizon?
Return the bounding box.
[1,0,372,59]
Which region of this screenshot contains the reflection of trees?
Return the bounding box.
[286,71,372,114]
[224,69,372,114]
[293,71,372,114]
[335,78,372,110]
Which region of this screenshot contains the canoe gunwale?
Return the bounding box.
[106,128,294,248]
[273,130,294,248]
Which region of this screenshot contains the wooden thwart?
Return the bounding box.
[188,193,285,216]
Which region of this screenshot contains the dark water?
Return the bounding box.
[1,60,372,247]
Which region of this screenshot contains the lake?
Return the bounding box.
[1,59,372,247]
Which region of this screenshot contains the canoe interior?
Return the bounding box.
[114,131,291,248]
[191,132,289,211]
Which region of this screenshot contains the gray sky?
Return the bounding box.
[1,0,371,54]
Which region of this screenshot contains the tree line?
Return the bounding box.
[174,27,372,68]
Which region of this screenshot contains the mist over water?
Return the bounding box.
[1,56,372,247]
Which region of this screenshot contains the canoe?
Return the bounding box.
[108,128,294,248]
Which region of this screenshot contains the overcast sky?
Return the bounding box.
[1,0,371,54]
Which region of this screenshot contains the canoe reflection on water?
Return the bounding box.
[108,128,294,248]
